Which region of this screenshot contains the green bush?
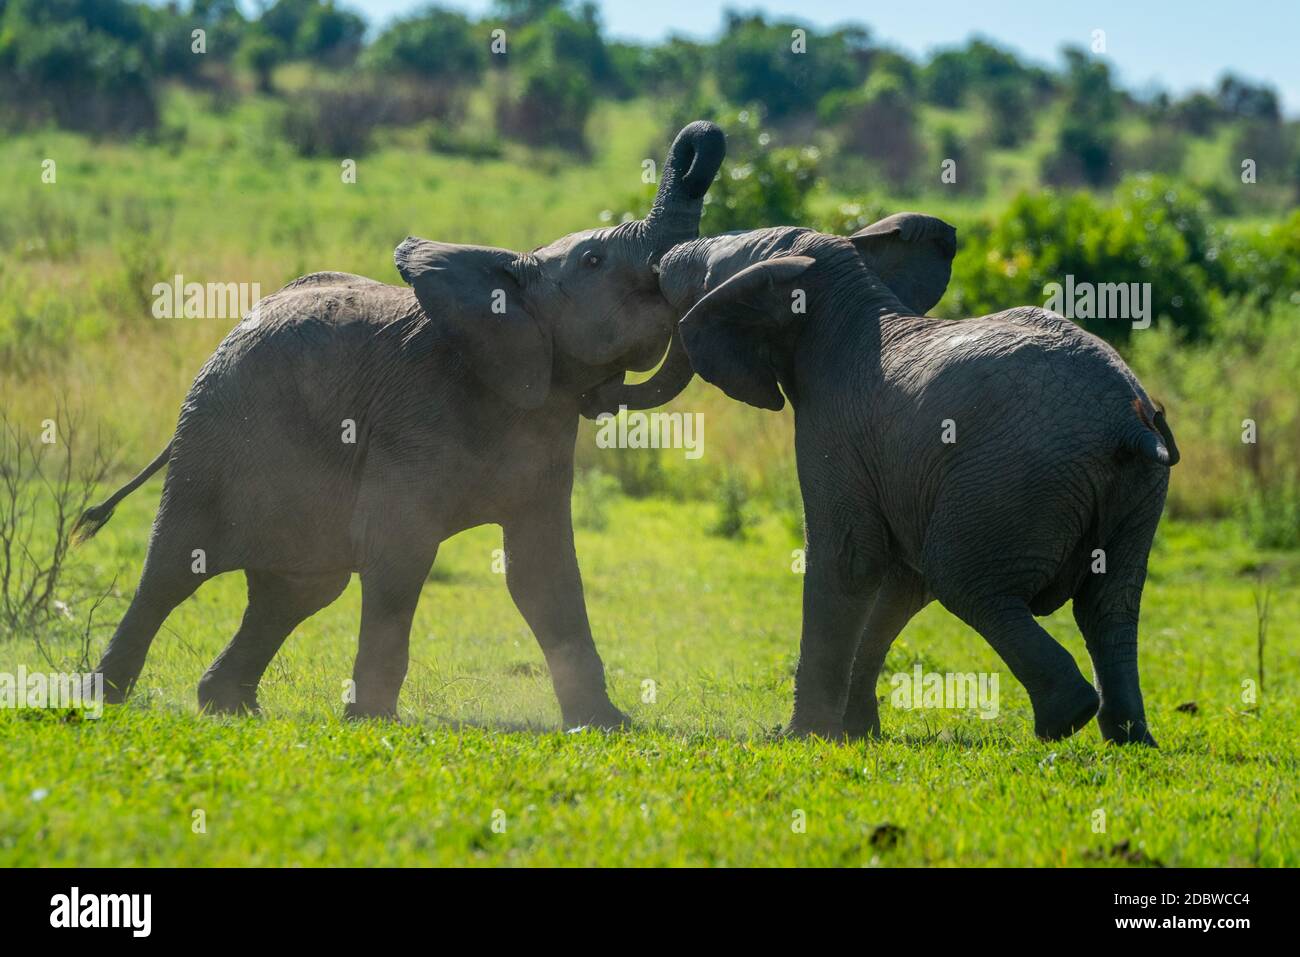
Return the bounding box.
[712,12,863,120]
[709,472,757,540]
[363,7,484,86]
[0,0,160,134]
[1240,478,1300,550]
[947,176,1232,343]
[820,71,923,190]
[572,469,621,531]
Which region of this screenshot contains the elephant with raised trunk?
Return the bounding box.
[75,121,726,729]
[594,214,1176,744]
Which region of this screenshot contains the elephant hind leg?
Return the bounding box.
[94,518,215,703]
[843,569,928,740]
[95,570,203,704]
[948,597,1098,741]
[198,569,350,715]
[1072,478,1166,746]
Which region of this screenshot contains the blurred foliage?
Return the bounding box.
[0,0,1294,197]
[362,7,484,85]
[711,11,867,119]
[944,175,1300,343]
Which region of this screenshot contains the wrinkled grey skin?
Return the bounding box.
[75,121,726,729]
[645,217,1177,744]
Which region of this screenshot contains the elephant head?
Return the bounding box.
[581,212,957,415]
[394,121,726,409]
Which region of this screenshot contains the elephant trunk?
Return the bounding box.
[643,121,726,250]
[585,126,728,418]
[579,327,695,417]
[579,123,722,419]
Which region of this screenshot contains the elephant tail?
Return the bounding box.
[1121,399,1179,467]
[71,440,174,545]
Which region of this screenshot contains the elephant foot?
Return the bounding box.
[842,702,882,741]
[844,719,882,742]
[1098,709,1158,747]
[562,700,630,732]
[197,675,261,716]
[784,711,847,741]
[1033,678,1100,741]
[85,672,130,705]
[344,701,401,722]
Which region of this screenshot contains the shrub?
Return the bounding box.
[712,12,862,120]
[947,176,1229,344]
[821,72,923,191]
[0,409,114,640]
[572,469,621,531]
[363,7,485,88]
[495,62,593,153]
[709,472,757,540]
[1239,478,1300,550]
[280,83,390,156]
[0,0,160,134]
[237,31,287,94]
[493,4,613,152]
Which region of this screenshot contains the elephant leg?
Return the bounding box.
[953,598,1099,740]
[1072,481,1165,746]
[198,569,349,715]
[788,516,885,739]
[503,494,626,730]
[93,526,209,703]
[843,569,927,740]
[346,548,433,721]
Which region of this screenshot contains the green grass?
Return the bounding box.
[0,488,1295,866]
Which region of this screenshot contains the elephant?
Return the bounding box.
[593,214,1177,745]
[73,121,727,728]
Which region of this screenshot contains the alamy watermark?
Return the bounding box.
[151,274,262,320]
[889,664,1000,719]
[0,667,103,718]
[595,405,704,460]
[1044,275,1151,329]
[50,887,151,937]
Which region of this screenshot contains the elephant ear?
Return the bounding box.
[678,256,814,411]
[848,212,957,315]
[395,237,552,409]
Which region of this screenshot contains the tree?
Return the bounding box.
[494,3,611,151]
[238,30,286,94]
[982,76,1032,147]
[920,38,1052,108]
[821,71,923,190]
[0,0,160,133]
[1041,47,1119,186]
[713,12,862,120]
[1216,74,1280,123]
[294,1,365,64]
[364,7,484,85]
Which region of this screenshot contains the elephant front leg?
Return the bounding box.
[789,522,883,739]
[503,498,628,731]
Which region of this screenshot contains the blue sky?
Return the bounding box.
[325,0,1299,115]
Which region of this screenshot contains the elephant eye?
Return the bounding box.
[582,251,602,268]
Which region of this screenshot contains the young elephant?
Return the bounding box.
[635,218,1177,744]
[75,122,726,729]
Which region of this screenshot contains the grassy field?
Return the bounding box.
[0,485,1295,866]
